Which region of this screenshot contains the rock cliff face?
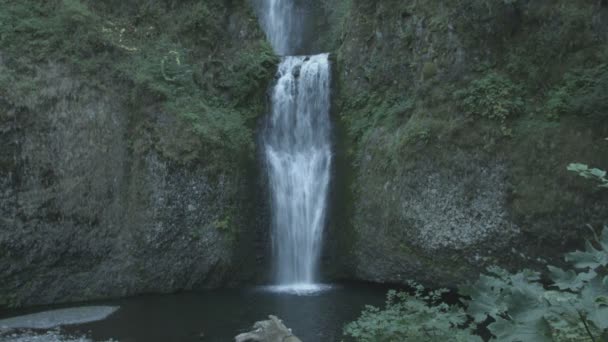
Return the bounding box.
[2,0,608,308]
[326,0,608,285]
[0,0,275,308]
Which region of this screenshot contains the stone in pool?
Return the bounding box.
[0,306,119,330]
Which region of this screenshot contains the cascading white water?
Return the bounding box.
[256,0,304,55]
[257,0,333,293]
[263,54,332,291]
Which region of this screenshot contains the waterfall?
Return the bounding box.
[257,0,333,292]
[256,0,304,56]
[263,55,332,290]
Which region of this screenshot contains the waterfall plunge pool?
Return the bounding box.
[0,282,389,342]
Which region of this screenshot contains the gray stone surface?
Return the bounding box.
[0,60,263,307]
[351,144,520,284]
[0,306,119,330]
[329,0,608,286]
[235,316,301,342]
[0,2,271,308]
[0,328,116,342]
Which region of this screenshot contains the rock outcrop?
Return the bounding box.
[235,316,302,342]
[0,0,275,308]
[325,0,608,285]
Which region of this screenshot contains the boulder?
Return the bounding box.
[235,316,301,342]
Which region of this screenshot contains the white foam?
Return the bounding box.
[256,283,335,295]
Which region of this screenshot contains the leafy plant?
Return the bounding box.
[545,65,608,120]
[346,227,608,341]
[455,72,524,135]
[463,259,607,341]
[344,283,482,342]
[567,164,608,189]
[0,0,277,167]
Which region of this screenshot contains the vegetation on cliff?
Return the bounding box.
[0,0,276,308]
[0,0,277,167]
[332,0,608,191]
[325,0,608,284]
[345,167,608,341]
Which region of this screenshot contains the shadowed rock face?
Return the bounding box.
[352,146,520,284]
[0,1,273,308]
[0,62,249,307]
[324,0,608,285]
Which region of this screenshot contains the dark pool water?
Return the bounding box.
[2,283,389,342]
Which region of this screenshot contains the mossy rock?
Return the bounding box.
[422,62,438,80]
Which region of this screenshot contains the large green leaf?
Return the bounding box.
[489,317,553,342]
[462,274,508,322]
[544,307,592,342]
[548,266,596,291]
[506,287,547,322]
[599,226,608,251]
[580,277,608,331]
[590,168,607,178]
[565,240,608,270]
[567,163,589,174]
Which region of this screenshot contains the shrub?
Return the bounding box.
[344,283,482,342]
[0,0,277,166]
[545,64,608,120]
[455,72,524,135]
[346,226,608,341]
[0,0,106,65]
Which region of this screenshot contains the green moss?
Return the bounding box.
[390,116,446,153]
[0,0,278,168]
[339,90,415,144]
[422,62,438,80]
[213,213,241,244]
[328,0,608,282]
[544,64,608,120]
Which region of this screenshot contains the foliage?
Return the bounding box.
[346,227,608,341]
[0,0,121,76]
[0,0,277,166]
[503,1,598,93]
[545,65,608,120]
[344,283,482,342]
[567,164,608,189]
[463,250,608,342]
[387,116,449,160]
[455,72,524,135]
[340,91,415,144]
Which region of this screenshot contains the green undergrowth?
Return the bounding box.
[346,170,608,341]
[544,64,608,121]
[454,72,524,136]
[345,226,608,342]
[0,0,277,167]
[345,284,482,342]
[340,91,415,145]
